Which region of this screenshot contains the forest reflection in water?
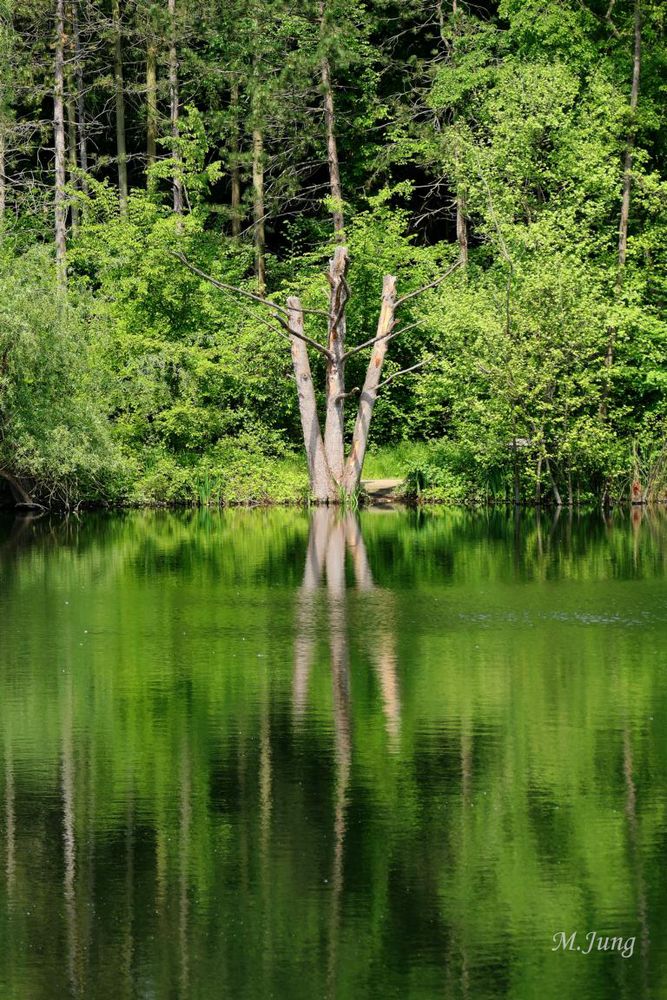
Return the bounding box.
[1,505,667,1000]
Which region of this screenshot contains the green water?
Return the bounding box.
[1,507,666,1000]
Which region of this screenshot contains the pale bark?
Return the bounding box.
[54,0,68,285]
[168,0,183,214]
[230,80,241,237]
[325,516,350,998]
[344,513,373,592]
[607,0,641,369]
[288,296,336,501]
[456,191,468,266]
[0,125,5,222]
[341,274,397,493]
[293,508,330,720]
[72,0,88,189]
[146,39,158,172]
[323,246,349,482]
[319,3,344,237]
[111,0,128,217]
[252,124,265,292]
[544,454,562,506]
[67,92,79,235]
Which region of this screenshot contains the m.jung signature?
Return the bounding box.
[552,931,635,958]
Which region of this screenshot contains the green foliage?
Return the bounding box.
[0,0,664,506]
[0,247,121,504]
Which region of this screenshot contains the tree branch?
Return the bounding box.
[335,386,360,401]
[173,252,289,313]
[376,357,432,391]
[342,321,422,360]
[394,259,462,308]
[173,252,329,318]
[271,313,333,360]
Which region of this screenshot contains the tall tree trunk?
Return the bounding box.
[168,0,183,214]
[252,122,265,292]
[54,0,68,286]
[456,190,468,265]
[72,0,88,192]
[341,275,397,493]
[146,37,158,175]
[111,0,128,217]
[319,3,344,238]
[544,454,562,506]
[606,0,641,369]
[230,80,241,237]
[0,124,5,224]
[325,515,351,997]
[323,246,349,482]
[66,93,79,235]
[288,296,336,500]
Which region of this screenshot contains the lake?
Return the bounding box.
[1,507,666,999]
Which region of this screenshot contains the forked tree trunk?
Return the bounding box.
[341,275,397,493]
[179,245,453,503]
[54,0,68,285]
[288,297,337,501]
[323,246,349,482]
[111,0,128,217]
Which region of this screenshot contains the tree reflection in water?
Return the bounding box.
[0,506,665,1000]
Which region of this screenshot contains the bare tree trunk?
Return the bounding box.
[72,0,88,191]
[293,509,330,720]
[544,454,562,506]
[168,0,183,215]
[456,191,468,266]
[325,516,351,998]
[341,275,397,493]
[288,297,336,500]
[606,0,641,369]
[0,125,5,223]
[66,92,79,235]
[252,123,265,292]
[146,38,158,173]
[111,0,128,217]
[323,246,349,483]
[319,3,343,238]
[230,80,241,237]
[54,0,68,285]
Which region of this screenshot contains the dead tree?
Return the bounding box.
[176,247,460,502]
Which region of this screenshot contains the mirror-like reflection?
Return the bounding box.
[1,506,666,999]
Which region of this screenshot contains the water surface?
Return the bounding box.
[1,507,666,999]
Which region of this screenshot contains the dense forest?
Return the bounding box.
[0,0,665,506]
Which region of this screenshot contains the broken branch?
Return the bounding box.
[173,252,329,318]
[394,259,462,309]
[271,313,334,360]
[376,357,432,390]
[342,321,422,360]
